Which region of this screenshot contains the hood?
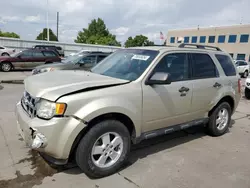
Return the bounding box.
[24,70,129,101]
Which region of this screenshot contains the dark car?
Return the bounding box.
[33,45,64,57]
[0,49,61,72]
[32,51,112,75]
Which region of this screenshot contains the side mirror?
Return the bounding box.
[145,72,171,85]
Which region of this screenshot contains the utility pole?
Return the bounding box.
[56,12,59,40]
[46,0,49,41]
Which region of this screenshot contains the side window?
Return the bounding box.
[243,61,248,66]
[215,54,236,76]
[238,61,244,66]
[153,53,190,82]
[97,55,107,63]
[33,51,44,57]
[43,51,57,57]
[20,51,33,57]
[191,53,217,79]
[79,55,96,66]
[0,47,4,49]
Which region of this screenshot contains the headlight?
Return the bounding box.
[36,99,66,119]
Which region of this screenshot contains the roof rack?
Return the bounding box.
[178,43,222,51]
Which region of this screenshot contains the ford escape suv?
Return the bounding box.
[16,43,241,178]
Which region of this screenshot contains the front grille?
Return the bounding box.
[21,91,37,118]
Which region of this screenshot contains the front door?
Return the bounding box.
[142,52,193,132]
[18,51,33,69]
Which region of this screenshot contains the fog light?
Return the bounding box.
[31,133,47,149]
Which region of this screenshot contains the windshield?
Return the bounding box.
[62,54,87,64]
[91,49,159,81]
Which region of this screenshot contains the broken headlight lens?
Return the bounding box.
[36,99,66,119]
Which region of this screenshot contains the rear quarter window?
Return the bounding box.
[215,54,236,76]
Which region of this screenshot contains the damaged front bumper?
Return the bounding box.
[15,101,86,161]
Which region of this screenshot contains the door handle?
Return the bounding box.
[213,82,222,88]
[179,87,190,93]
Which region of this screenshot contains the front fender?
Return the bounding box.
[73,97,142,137]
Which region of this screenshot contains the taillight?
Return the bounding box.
[238,79,241,93]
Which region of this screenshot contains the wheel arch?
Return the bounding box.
[0,61,13,70]
[68,112,136,162]
[208,95,235,117]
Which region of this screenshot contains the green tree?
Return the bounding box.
[0,30,20,38]
[36,28,58,41]
[124,35,154,47]
[75,18,121,46]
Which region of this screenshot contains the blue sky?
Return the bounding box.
[0,0,249,44]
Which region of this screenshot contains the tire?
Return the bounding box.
[207,102,232,136]
[1,52,9,56]
[1,62,12,72]
[245,87,250,100]
[45,61,52,64]
[243,71,248,78]
[75,120,130,178]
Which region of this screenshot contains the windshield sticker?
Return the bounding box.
[131,54,150,61]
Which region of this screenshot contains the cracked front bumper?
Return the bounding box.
[15,101,86,160]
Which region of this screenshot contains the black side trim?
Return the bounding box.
[56,82,130,101]
[39,152,68,165]
[136,118,208,143]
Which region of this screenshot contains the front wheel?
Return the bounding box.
[1,62,12,72]
[207,102,232,136]
[75,120,130,178]
[245,87,250,100]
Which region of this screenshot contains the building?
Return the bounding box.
[166,24,250,62]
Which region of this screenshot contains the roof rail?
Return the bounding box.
[178,43,222,51]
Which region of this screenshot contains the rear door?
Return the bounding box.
[43,51,60,64]
[189,52,222,118]
[31,51,46,68]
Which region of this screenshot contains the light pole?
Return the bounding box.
[46,0,50,41]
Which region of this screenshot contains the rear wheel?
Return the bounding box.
[1,62,12,72]
[245,87,250,100]
[75,120,130,178]
[1,52,9,56]
[207,102,231,136]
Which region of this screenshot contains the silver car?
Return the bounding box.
[0,45,16,56]
[16,44,241,178]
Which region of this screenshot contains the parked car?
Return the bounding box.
[16,43,240,178]
[32,51,111,75]
[32,45,64,57]
[234,60,249,78]
[245,76,250,99]
[0,49,61,72]
[0,46,16,56]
